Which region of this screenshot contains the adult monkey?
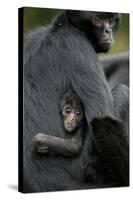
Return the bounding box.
[20,10,129,193]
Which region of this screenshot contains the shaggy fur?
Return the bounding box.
[20,10,129,193]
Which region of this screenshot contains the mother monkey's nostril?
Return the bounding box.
[104,27,111,34]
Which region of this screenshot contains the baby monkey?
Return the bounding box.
[32,90,85,157]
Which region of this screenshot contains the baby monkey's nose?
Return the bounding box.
[70,113,75,121]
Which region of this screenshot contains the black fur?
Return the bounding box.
[100,52,129,88]
[21,10,129,193]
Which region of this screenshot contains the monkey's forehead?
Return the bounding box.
[80,11,120,19]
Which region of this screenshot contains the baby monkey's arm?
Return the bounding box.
[31,130,82,157]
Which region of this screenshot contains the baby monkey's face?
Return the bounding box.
[62,104,84,132]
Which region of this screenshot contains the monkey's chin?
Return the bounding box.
[100,39,113,52]
[64,124,76,133]
[100,42,112,52]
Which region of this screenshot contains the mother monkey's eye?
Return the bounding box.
[94,16,102,27]
[109,18,116,26]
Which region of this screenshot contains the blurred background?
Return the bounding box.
[23,7,129,54]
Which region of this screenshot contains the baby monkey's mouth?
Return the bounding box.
[64,122,76,132]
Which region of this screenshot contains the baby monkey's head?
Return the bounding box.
[60,90,84,132]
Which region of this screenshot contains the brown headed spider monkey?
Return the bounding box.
[31,90,86,157]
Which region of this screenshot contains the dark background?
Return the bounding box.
[23,7,129,54]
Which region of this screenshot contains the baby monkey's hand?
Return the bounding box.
[31,133,49,154]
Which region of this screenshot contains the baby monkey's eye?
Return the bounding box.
[76,111,81,115]
[66,109,71,113]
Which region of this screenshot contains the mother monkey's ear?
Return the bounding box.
[65,10,85,30]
